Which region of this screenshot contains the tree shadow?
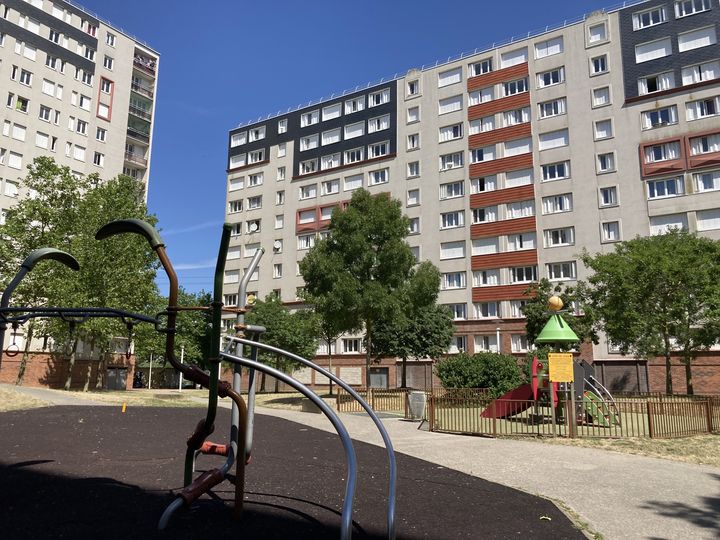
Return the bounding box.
[641,472,720,538]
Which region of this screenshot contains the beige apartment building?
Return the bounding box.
[225,0,720,392]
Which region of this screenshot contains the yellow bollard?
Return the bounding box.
[121,402,127,413]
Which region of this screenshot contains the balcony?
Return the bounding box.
[131,82,154,99]
[124,151,148,167]
[127,126,150,143]
[129,105,152,121]
[133,56,157,77]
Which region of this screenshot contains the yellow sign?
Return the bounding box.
[548,352,574,382]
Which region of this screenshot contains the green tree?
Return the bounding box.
[246,294,319,392]
[300,189,416,386]
[371,262,454,387]
[581,230,720,394]
[521,278,598,350]
[435,352,525,398]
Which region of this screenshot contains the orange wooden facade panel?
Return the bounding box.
[469,123,532,149]
[688,152,720,170]
[470,184,535,207]
[469,153,533,177]
[468,93,531,120]
[467,63,529,91]
[470,216,536,238]
[471,249,538,270]
[472,284,530,302]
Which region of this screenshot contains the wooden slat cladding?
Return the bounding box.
[472,284,530,302]
[469,123,531,149]
[470,184,534,207]
[468,93,530,120]
[471,249,538,270]
[467,63,529,91]
[688,152,720,170]
[471,216,536,238]
[470,153,533,177]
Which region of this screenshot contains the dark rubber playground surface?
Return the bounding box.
[0,406,584,539]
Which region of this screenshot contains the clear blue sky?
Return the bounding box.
[78,0,619,293]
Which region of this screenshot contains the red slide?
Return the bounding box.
[480,383,534,419]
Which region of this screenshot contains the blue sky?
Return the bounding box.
[78,0,620,293]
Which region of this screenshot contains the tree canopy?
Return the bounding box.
[581,230,720,394]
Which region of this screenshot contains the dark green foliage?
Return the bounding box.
[435,352,525,398]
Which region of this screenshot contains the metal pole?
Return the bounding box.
[179,346,184,391]
[148,353,153,389]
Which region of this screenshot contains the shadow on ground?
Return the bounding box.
[0,406,584,539]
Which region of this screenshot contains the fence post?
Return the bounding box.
[492,400,497,437]
[335,388,340,411]
[429,395,435,431]
[705,400,713,433]
[647,401,655,439]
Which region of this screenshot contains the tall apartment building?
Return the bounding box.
[225,0,720,392]
[0,0,159,214]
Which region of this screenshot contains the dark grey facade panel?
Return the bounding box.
[619,1,720,99]
[4,0,98,50]
[0,18,95,73]
[228,82,397,178]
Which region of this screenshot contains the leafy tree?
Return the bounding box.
[435,352,525,398]
[246,294,319,392]
[581,230,720,394]
[300,189,418,386]
[371,262,454,387]
[521,278,597,350]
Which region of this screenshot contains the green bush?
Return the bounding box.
[435,352,525,398]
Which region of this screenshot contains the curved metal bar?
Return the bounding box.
[95,218,164,249]
[220,351,357,540]
[158,497,184,530]
[223,336,397,540]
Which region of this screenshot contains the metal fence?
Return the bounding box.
[335,387,411,415]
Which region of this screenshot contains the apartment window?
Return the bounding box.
[503,107,530,126]
[695,170,720,192]
[246,219,261,233]
[274,190,285,205]
[230,133,246,149]
[538,129,569,150]
[472,237,499,255]
[101,79,113,94]
[474,269,500,287]
[274,215,284,230]
[647,177,684,199]
[344,174,363,191]
[230,223,242,236]
[644,142,680,163]
[103,56,114,70]
[407,106,420,123]
[7,151,22,169]
[545,227,574,247]
[687,96,720,120]
[504,138,531,157]
[471,146,495,163]
[635,38,672,63]
[511,335,530,353]
[407,134,420,150]
[474,334,498,352]
[248,149,265,164]
[475,302,498,320]
[696,208,720,231]
[594,119,613,140]
[641,106,678,131]
[535,36,563,58]
[344,121,364,140]
[592,86,611,107]
[369,169,389,185]
[538,98,566,119]
[322,179,340,195]
[10,124,25,141]
[342,339,361,354]
[599,186,618,207]
[35,131,48,149]
[247,195,262,210]
[4,180,19,197]
[511,266,537,284]
[442,272,466,290]
[345,96,365,114]
[675,0,712,18]
[368,115,390,134]
[278,118,288,133]
[248,173,264,186]
[601,221,621,242]
[506,200,535,219]
[73,146,85,162]
[407,189,420,206]
[591,55,608,75]
[469,58,492,76]
[633,6,667,30]
[440,211,465,229]
[440,181,464,200]
[407,161,420,178]
[505,169,533,188]
[440,241,466,260]
[19,70,32,86]
[229,154,246,169]
[469,116,495,134]
[322,102,342,121]
[469,87,494,106]
[445,304,467,321]
[277,166,286,181]
[682,60,720,85]
[691,134,720,155]
[298,233,316,250]
[369,88,390,107]
[248,126,266,142]
[229,176,244,192]
[79,95,90,111]
[407,79,420,96]
[298,209,316,224]
[471,176,496,193]
[300,159,318,175]
[299,184,317,200]
[277,143,286,158]
[507,232,536,252]
[588,23,607,44]
[439,95,463,115]
[106,32,116,46]
[440,152,463,170]
[510,300,528,318]
[321,153,341,170]
[596,152,616,173]
[408,217,420,235]
[503,78,528,96]
[438,67,462,87]
[301,110,319,127]
[542,193,572,214]
[500,47,528,68]
[537,67,565,88]
[368,141,389,159]
[639,71,675,95]
[547,261,576,281]
[472,206,497,223]
[76,119,87,135]
[650,213,688,234]
[92,151,104,168]
[228,200,243,213]
[15,96,28,113]
[439,123,463,142]
[678,26,717,52]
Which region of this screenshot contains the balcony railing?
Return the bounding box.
[127,126,150,143]
[131,82,154,99]
[129,105,152,121]
[133,56,157,76]
[124,152,148,167]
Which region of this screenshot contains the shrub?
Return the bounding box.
[435,352,525,398]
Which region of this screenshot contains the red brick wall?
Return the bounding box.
[646,354,720,395]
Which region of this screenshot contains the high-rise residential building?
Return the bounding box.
[0,0,159,215]
[224,0,720,392]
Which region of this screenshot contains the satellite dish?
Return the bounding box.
[273,240,282,251]
[249,222,258,232]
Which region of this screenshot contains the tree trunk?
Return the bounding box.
[274,354,280,393]
[260,370,266,392]
[95,342,108,390]
[327,341,334,396]
[663,331,673,395]
[365,325,372,389]
[683,352,694,395]
[63,336,80,391]
[15,322,34,386]
[401,356,407,388]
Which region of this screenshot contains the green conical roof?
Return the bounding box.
[535,313,580,344]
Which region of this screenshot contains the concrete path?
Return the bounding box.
[0,382,110,406]
[256,407,720,540]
